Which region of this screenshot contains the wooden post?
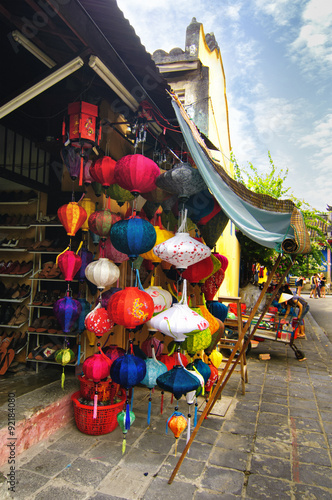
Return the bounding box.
[168,254,285,484]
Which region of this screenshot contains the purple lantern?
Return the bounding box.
[53,295,82,333]
[76,247,94,281]
[99,287,122,309]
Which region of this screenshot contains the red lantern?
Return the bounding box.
[83,353,111,383]
[181,256,214,284]
[107,288,154,329]
[103,345,125,368]
[201,252,228,300]
[57,249,82,282]
[90,156,116,187]
[57,202,87,237]
[157,353,188,370]
[205,363,219,392]
[85,303,114,338]
[114,154,160,196]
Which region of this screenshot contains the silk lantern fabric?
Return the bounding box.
[77,298,91,333]
[157,365,200,400]
[141,357,167,389]
[90,156,116,187]
[99,236,129,264]
[140,226,174,262]
[88,209,116,239]
[53,296,82,333]
[198,209,229,249]
[57,249,82,282]
[107,287,154,329]
[102,345,125,368]
[78,197,95,231]
[184,189,221,224]
[141,336,163,358]
[106,183,135,206]
[110,216,156,259]
[57,202,87,237]
[83,353,111,383]
[205,363,219,392]
[114,154,160,196]
[157,352,188,370]
[110,353,146,389]
[85,303,114,337]
[76,247,94,281]
[181,255,214,284]
[154,231,211,271]
[144,286,172,316]
[99,287,122,309]
[61,145,81,180]
[85,258,120,290]
[183,328,212,356]
[156,162,206,202]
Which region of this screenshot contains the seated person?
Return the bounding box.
[278,293,309,339]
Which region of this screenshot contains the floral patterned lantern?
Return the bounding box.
[107,287,154,329]
[110,216,156,260]
[57,202,87,237]
[85,303,114,338]
[156,162,206,203]
[56,249,82,282]
[140,226,174,263]
[205,363,219,393]
[114,154,160,196]
[85,258,120,291]
[78,197,95,231]
[144,286,172,316]
[90,156,116,187]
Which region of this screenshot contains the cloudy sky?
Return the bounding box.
[117,0,331,212]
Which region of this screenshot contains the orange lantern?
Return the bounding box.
[140,226,174,262]
[57,202,87,237]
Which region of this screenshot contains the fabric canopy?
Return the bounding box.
[172,98,311,254]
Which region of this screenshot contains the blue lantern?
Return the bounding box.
[110,216,156,260]
[157,365,200,401]
[53,296,82,333]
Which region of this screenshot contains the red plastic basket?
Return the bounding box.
[78,375,116,402]
[71,390,126,435]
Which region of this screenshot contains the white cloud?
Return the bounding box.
[298,113,332,174]
[289,0,332,71]
[253,0,303,26]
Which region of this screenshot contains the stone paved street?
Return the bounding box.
[0,310,331,499]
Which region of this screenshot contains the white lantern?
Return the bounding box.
[144,286,172,316]
[148,280,209,341]
[85,258,120,290]
[153,211,211,271]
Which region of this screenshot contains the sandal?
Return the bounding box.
[47,263,62,279]
[38,262,54,279]
[28,315,48,332]
[35,343,61,361]
[32,290,47,305]
[0,348,15,375]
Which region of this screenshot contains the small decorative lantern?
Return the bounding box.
[156,162,206,203]
[53,295,82,333]
[99,237,129,265]
[107,287,154,329]
[141,347,167,425]
[144,285,172,316]
[88,209,117,240]
[167,412,187,455]
[56,249,82,282]
[110,216,157,260]
[55,347,75,388]
[85,303,114,338]
[78,197,95,231]
[90,156,116,187]
[85,258,120,291]
[57,202,87,237]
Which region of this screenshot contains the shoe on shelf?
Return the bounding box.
[14,306,29,326]
[19,284,31,299]
[32,290,47,306]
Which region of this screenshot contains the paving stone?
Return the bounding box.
[250,454,291,480]
[215,432,253,453]
[298,462,332,489]
[261,394,288,405]
[56,457,112,488]
[245,473,292,499]
[158,455,206,481]
[255,424,291,443]
[293,483,332,500]
[194,427,219,445]
[258,412,288,427]
[233,401,259,412]
[98,466,152,499]
[48,429,99,455]
[144,476,197,500]
[89,495,122,500]
[84,442,127,465]
[319,410,332,422]
[260,402,288,415]
[9,469,49,500]
[21,449,74,477]
[200,465,244,495]
[34,483,87,500]
[230,409,257,423]
[289,407,319,420]
[122,447,167,474]
[296,430,327,449]
[194,491,240,500]
[209,447,249,471]
[253,437,291,459]
[177,439,213,461]
[289,398,319,410]
[222,420,256,436]
[262,385,288,396]
[291,416,323,433]
[297,445,332,467]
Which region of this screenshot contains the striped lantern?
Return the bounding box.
[90,156,116,187]
[85,258,120,291]
[57,202,87,237]
[78,197,95,231]
[114,154,160,196]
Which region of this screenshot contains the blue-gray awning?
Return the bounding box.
[172,98,310,254]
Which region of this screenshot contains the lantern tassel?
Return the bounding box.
[122,435,127,455]
[147,390,152,426]
[130,387,134,411]
[186,414,191,445]
[194,400,198,427]
[61,368,65,390]
[93,392,98,419]
[125,401,131,431]
[79,152,84,186]
[160,391,164,415]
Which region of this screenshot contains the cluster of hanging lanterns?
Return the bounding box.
[58,102,232,452]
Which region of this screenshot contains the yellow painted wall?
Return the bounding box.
[198,26,241,297]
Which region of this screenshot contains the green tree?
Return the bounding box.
[231,152,330,285]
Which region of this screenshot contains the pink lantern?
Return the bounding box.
[114,154,160,196]
[83,353,111,383]
[85,303,114,338]
[56,249,82,282]
[99,236,129,264]
[141,336,163,358]
[103,345,125,368]
[90,156,116,187]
